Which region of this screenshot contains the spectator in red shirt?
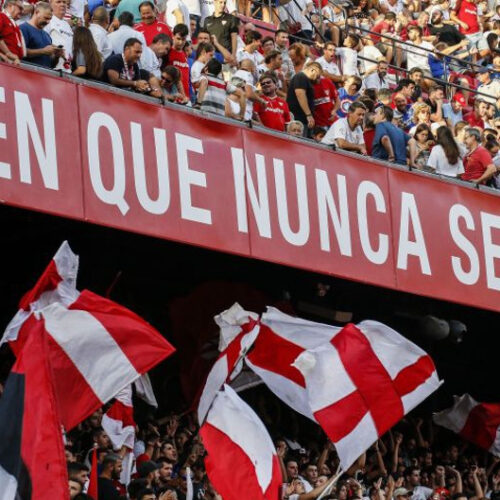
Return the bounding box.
[312,76,339,130]
[0,0,25,64]
[451,0,481,42]
[254,72,291,132]
[462,127,496,183]
[134,1,172,46]
[463,99,487,129]
[166,23,189,99]
[370,12,396,63]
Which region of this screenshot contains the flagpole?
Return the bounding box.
[317,465,344,500]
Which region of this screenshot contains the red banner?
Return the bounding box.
[1,63,500,312]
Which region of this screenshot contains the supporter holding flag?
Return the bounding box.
[254,72,291,132]
[0,0,25,65]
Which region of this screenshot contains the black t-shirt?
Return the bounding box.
[98,477,121,500]
[286,72,314,125]
[203,13,239,52]
[429,24,464,45]
[102,54,150,83]
[425,97,438,115]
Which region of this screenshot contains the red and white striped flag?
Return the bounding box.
[294,321,441,470]
[197,303,260,423]
[245,307,342,421]
[200,385,282,500]
[1,241,79,353]
[433,394,500,456]
[102,385,136,451]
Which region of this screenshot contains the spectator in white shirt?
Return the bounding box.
[236,30,264,75]
[191,41,214,90]
[363,59,389,90]
[165,0,191,34]
[45,0,73,71]
[406,25,434,73]
[316,42,343,85]
[427,125,465,178]
[322,101,367,153]
[108,11,147,55]
[335,33,360,76]
[140,33,172,78]
[89,6,112,60]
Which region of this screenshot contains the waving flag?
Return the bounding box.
[1,241,79,353]
[245,307,342,421]
[0,321,69,500]
[433,394,500,456]
[198,303,260,423]
[294,321,441,470]
[200,385,282,500]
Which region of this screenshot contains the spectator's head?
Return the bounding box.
[345,75,363,95]
[431,8,443,25]
[100,454,123,481]
[344,34,360,49]
[73,27,103,78]
[196,41,214,62]
[493,53,500,69]
[50,0,66,19]
[394,487,413,500]
[173,24,189,50]
[157,458,174,481]
[487,102,496,119]
[239,58,255,74]
[161,439,178,461]
[482,128,497,143]
[377,60,388,77]
[393,93,408,113]
[408,25,422,42]
[414,123,432,143]
[452,93,466,112]
[409,67,424,85]
[303,62,322,82]
[69,479,83,499]
[347,101,367,127]
[161,65,181,87]
[4,0,23,20]
[374,104,393,123]
[275,29,289,48]
[137,488,156,500]
[118,11,135,27]
[311,127,326,142]
[304,464,319,485]
[363,88,377,102]
[417,10,429,26]
[259,72,278,96]
[413,102,431,124]
[476,66,492,84]
[436,126,460,165]
[264,50,282,69]
[285,459,300,479]
[384,12,396,25]
[485,138,500,157]
[32,2,53,29]
[378,88,392,106]
[474,98,488,117]
[245,30,262,49]
[454,120,468,140]
[128,479,149,500]
[289,43,307,66]
[323,41,336,62]
[365,112,375,130]
[261,36,275,54]
[68,462,89,485]
[139,1,156,24]
[359,97,375,112]
[428,85,444,102]
[197,29,211,44]
[92,428,111,449]
[151,33,172,58]
[406,466,423,487]
[137,460,161,486]
[91,6,109,27]
[214,0,227,15]
[396,78,416,99]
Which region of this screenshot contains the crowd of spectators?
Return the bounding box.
[59,389,500,500]
[2,0,500,185]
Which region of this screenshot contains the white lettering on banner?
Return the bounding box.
[175,133,212,225]
[231,148,272,238]
[357,181,389,265]
[15,91,58,190]
[315,170,352,256]
[131,123,170,215]
[0,86,10,180]
[274,160,310,246]
[481,212,500,291]
[449,204,480,286]
[87,112,129,215]
[397,192,431,275]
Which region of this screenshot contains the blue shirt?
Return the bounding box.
[337,88,359,118]
[372,121,410,165]
[19,22,53,68]
[442,102,463,126]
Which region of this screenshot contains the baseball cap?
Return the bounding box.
[137,460,161,477]
[453,93,466,106]
[394,488,413,497]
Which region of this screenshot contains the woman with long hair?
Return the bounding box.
[427,126,465,178]
[408,102,432,136]
[72,26,103,79]
[409,123,434,169]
